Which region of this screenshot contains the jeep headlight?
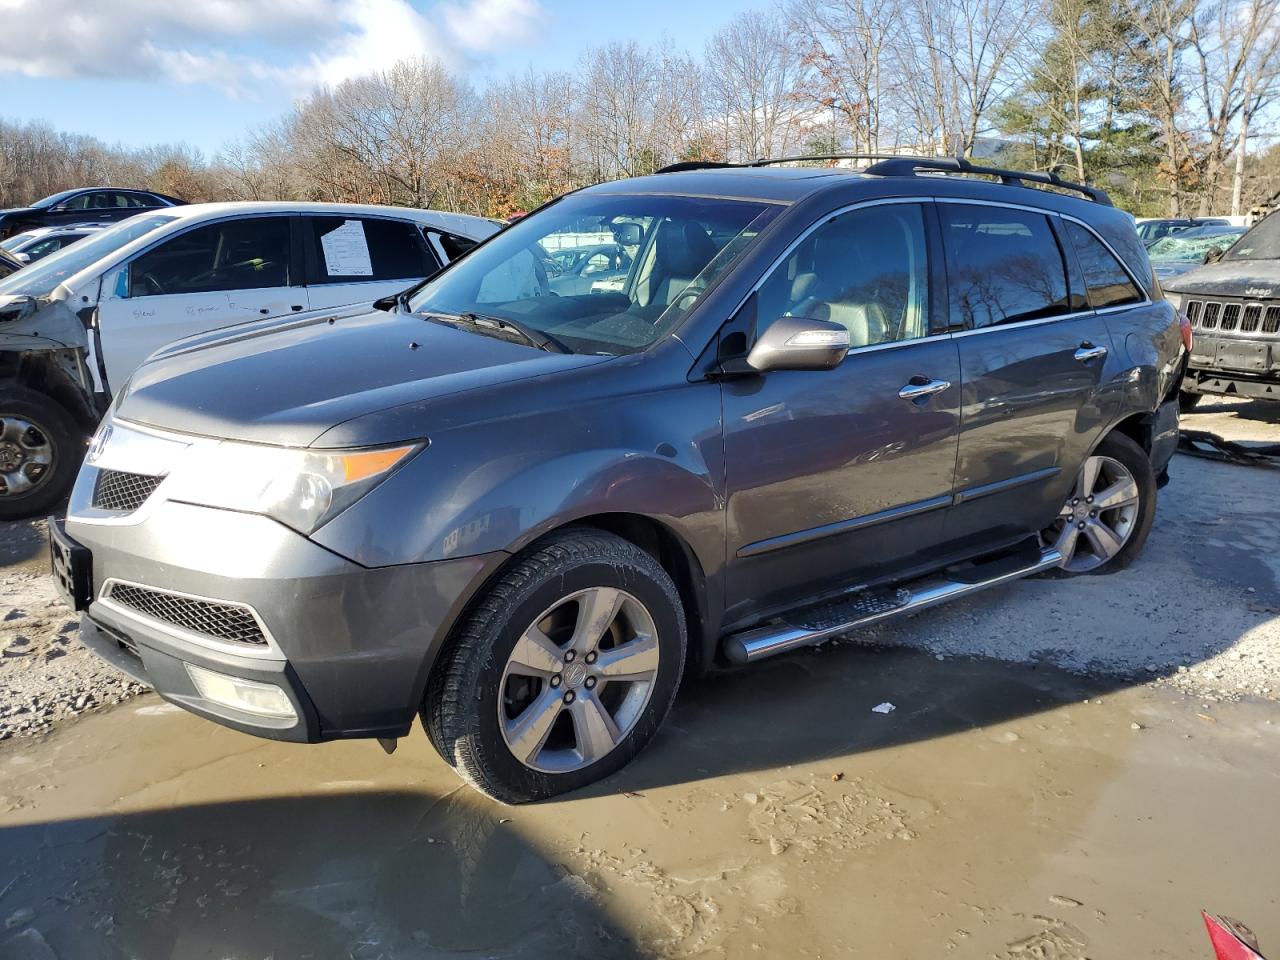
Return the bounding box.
[167,441,423,534]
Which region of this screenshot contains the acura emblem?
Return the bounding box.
[87,424,112,464]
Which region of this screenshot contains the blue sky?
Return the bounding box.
[0,0,740,156]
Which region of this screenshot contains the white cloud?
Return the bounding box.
[439,0,543,52]
[0,0,545,96]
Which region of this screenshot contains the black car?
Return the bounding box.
[61,155,1183,803]
[1165,212,1280,407]
[0,188,183,241]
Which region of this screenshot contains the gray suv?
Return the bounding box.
[53,156,1184,803]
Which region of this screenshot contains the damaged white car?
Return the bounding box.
[0,202,497,518]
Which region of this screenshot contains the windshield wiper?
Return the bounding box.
[428,311,569,354]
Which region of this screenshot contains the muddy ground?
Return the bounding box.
[0,395,1277,958]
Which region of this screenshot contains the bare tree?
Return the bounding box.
[706,11,803,160]
[789,0,902,153]
[1188,0,1280,213]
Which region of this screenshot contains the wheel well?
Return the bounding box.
[0,350,98,434]
[1107,412,1153,453]
[569,513,712,678]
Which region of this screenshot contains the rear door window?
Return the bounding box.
[305,217,439,284]
[128,217,293,296]
[1064,221,1143,309]
[939,204,1070,328]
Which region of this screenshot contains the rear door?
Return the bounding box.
[939,201,1121,552]
[97,215,303,387]
[301,215,442,311]
[722,199,962,624]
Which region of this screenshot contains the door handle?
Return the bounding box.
[898,377,952,401]
[1074,342,1108,362]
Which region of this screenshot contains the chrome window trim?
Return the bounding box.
[96,577,284,661]
[936,195,1157,320]
[729,196,942,357]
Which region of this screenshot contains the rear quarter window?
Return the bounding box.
[1064,221,1143,309]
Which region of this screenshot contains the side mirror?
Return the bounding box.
[611,222,642,246]
[15,252,29,263]
[744,317,849,372]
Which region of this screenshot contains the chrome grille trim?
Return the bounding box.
[97,578,280,658]
[1183,297,1280,338]
[92,469,163,512]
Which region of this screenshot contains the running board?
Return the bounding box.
[723,547,1063,664]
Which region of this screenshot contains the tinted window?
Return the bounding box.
[757,203,931,348]
[941,205,1069,328]
[307,217,435,284]
[1065,221,1142,308]
[0,214,176,297]
[428,230,479,262]
[129,217,291,297]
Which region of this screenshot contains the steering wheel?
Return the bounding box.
[136,273,165,296]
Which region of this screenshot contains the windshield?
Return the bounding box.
[0,214,176,298]
[30,189,80,209]
[1148,230,1243,263]
[407,193,780,354]
[1226,213,1280,261]
[0,232,37,251]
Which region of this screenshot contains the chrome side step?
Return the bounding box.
[723,547,1063,664]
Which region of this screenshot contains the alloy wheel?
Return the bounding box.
[499,587,660,774]
[0,415,54,498]
[1047,455,1140,573]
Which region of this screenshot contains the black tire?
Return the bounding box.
[1042,430,1157,578]
[424,528,686,804]
[0,387,83,521]
[1178,390,1202,412]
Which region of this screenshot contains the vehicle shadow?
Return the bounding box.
[0,789,647,960]
[585,643,1131,798]
[0,516,55,572]
[1188,398,1280,426]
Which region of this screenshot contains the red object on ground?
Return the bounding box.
[1204,911,1266,960]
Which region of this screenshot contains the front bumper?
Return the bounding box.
[1185,333,1280,401]
[65,501,506,743]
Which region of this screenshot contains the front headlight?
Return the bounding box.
[1164,290,1182,313]
[165,441,423,534]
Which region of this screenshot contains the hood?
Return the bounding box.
[0,208,36,219]
[1152,261,1203,281]
[117,309,610,447]
[1162,258,1280,298]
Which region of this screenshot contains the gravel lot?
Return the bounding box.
[0,394,1276,741]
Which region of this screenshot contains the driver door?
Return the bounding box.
[96,216,302,388]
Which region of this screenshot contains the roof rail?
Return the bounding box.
[654,153,1112,205]
[863,156,1112,205]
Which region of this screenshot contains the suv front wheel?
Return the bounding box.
[425,529,687,804]
[1043,431,1157,576]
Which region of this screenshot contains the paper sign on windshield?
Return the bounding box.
[320,220,373,277]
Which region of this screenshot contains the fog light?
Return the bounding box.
[185,664,297,721]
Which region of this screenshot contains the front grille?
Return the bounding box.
[92,470,162,512]
[1184,297,1280,338]
[105,582,268,647]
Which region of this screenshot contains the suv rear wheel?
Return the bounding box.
[0,387,81,521]
[1043,431,1156,576]
[425,529,686,804]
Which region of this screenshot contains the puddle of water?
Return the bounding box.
[1,647,1278,959]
